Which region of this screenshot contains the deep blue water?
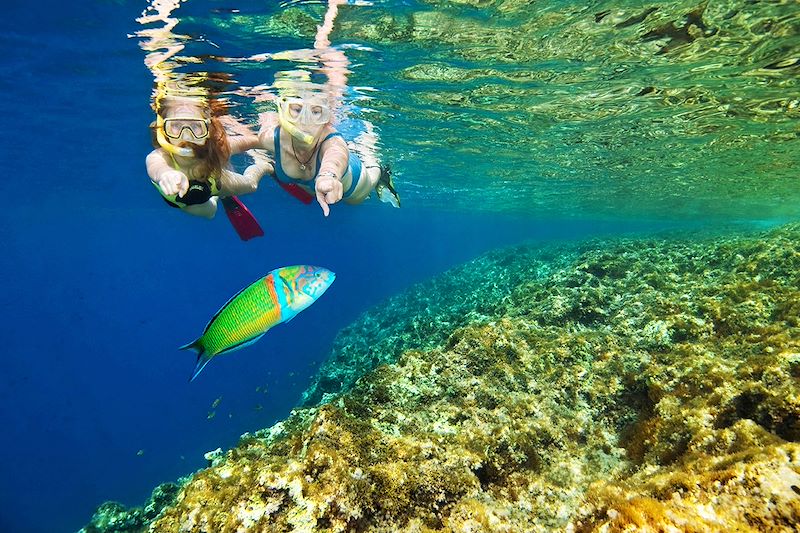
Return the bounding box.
[0,2,722,532]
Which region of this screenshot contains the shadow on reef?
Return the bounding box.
[83,222,800,532]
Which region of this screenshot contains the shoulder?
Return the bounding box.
[319,127,347,148]
[257,114,280,151]
[146,148,171,168]
[146,148,166,160]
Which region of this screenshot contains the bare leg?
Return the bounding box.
[351,121,381,190]
[183,197,218,219]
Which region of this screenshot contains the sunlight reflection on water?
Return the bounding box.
[132,0,800,222]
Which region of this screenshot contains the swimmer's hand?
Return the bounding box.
[244,162,274,183]
[315,173,343,217]
[157,170,190,198]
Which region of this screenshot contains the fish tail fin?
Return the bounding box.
[179,338,212,383]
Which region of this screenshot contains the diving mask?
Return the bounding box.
[162,117,210,141]
[278,97,331,126]
[155,114,201,157]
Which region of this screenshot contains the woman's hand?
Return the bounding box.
[315,172,343,217]
[158,170,189,198]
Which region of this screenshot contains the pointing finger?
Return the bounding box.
[316,191,330,217]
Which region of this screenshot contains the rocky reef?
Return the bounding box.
[79,482,182,533]
[83,222,800,532]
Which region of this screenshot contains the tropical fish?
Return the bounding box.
[181,265,335,381]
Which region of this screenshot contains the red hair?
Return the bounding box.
[151,96,231,181]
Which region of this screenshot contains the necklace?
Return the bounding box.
[291,135,319,171]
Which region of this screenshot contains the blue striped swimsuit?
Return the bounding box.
[273,127,362,199]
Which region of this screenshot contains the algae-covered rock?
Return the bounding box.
[79,482,182,533]
[301,244,577,406]
[84,222,800,531]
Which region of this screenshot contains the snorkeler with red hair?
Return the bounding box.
[147,93,272,220]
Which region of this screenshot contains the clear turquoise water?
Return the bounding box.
[155,0,800,220]
[0,1,797,531]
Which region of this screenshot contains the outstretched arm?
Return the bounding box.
[219,160,274,197]
[315,136,350,217]
[228,134,261,155]
[146,149,218,218]
[146,149,189,197]
[225,123,275,196]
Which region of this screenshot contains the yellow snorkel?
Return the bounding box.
[277,104,316,145]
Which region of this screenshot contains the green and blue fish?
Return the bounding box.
[181,265,335,381]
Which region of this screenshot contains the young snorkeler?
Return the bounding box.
[147,93,273,220]
[257,79,400,217]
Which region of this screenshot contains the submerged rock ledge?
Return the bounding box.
[83,223,800,532]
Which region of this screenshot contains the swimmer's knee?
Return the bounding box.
[184,198,218,219]
[365,166,381,189]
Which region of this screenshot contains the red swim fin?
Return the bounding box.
[273,177,314,204]
[221,196,264,241]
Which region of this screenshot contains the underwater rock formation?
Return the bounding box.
[84,223,800,531]
[301,244,579,406]
[79,482,182,533]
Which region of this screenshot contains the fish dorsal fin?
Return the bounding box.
[201,279,259,334]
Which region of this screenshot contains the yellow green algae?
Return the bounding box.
[80,482,182,533]
[83,222,800,532]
